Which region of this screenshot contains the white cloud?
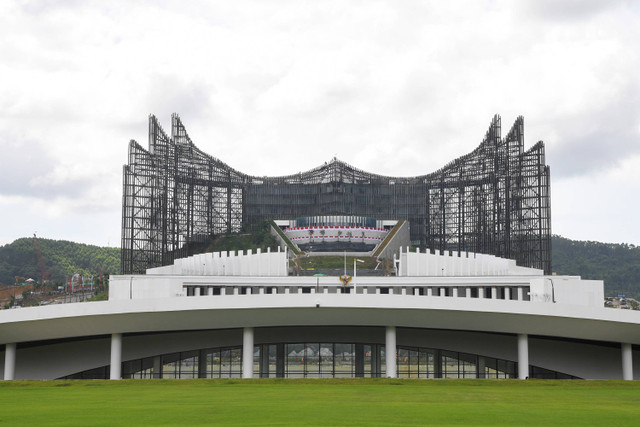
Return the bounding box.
[0,0,639,247]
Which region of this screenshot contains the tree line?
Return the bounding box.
[0,237,120,286]
[551,235,640,299]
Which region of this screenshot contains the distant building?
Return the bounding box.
[122,114,551,274]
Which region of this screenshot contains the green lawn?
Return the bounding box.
[299,256,379,270]
[0,379,638,426]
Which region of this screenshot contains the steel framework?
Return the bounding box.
[122,114,551,274]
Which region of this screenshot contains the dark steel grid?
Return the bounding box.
[122,114,551,274]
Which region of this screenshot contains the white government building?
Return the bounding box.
[1,246,639,381]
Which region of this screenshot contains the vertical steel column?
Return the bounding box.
[227,173,232,234]
[371,344,380,378]
[477,356,486,379]
[198,350,207,379]
[153,355,162,379]
[355,344,365,378]
[432,349,442,378]
[259,345,270,378]
[276,343,285,378]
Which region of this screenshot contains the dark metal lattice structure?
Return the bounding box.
[122,114,551,274]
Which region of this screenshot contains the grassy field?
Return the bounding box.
[0,379,638,426]
[298,256,382,270]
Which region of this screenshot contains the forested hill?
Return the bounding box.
[0,238,120,286]
[552,235,640,299]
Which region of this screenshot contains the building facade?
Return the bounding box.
[122,114,551,274]
[1,248,638,381]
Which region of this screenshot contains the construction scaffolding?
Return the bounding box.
[122,114,551,274]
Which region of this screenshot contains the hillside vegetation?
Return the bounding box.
[552,235,640,299]
[198,221,278,255]
[0,238,120,286]
[182,221,279,258]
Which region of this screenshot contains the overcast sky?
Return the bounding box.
[1,0,639,248]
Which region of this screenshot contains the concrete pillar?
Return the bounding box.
[504,287,511,300]
[276,344,285,378]
[355,344,365,377]
[517,287,523,301]
[453,287,458,298]
[621,343,633,380]
[427,288,433,296]
[433,349,442,379]
[198,350,207,379]
[517,334,529,380]
[259,345,270,378]
[372,344,381,378]
[479,287,485,299]
[207,287,213,296]
[110,333,122,380]
[152,355,162,379]
[242,327,254,379]
[465,287,471,298]
[439,287,445,297]
[477,356,486,379]
[3,343,16,381]
[491,287,497,299]
[385,326,397,378]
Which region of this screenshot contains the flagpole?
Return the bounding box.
[344,251,346,277]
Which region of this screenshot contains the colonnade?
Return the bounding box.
[2,331,635,381]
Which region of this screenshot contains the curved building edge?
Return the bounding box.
[1,284,639,381]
